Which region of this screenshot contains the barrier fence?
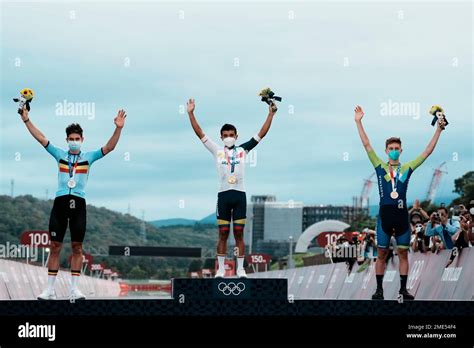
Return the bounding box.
[0,259,120,300]
[1,249,472,300]
[249,248,474,300]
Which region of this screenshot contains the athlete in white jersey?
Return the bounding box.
[187,98,277,278]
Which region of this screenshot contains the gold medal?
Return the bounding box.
[390,191,399,199]
[228,175,237,184]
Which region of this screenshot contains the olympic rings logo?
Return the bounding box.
[217,281,246,296]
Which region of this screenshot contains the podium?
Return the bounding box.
[172,278,288,301]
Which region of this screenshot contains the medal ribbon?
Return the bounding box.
[388,164,400,193]
[68,152,81,179]
[225,147,237,174]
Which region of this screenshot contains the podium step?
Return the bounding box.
[172,278,288,301]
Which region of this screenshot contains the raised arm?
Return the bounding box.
[257,103,277,139]
[354,105,373,153]
[102,109,127,155]
[186,98,205,139]
[20,108,49,147]
[420,119,445,159]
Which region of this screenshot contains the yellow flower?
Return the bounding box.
[20,88,34,101]
[429,105,444,116]
[259,87,272,97]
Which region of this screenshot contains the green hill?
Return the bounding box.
[148,213,217,227]
[0,195,217,279]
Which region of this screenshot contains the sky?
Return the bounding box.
[0,0,472,221]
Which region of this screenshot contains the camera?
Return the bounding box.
[431,212,441,224]
[415,226,424,239]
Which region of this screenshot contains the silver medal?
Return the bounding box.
[67,178,76,189]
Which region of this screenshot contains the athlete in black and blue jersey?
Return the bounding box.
[354,105,445,300]
[19,107,127,300]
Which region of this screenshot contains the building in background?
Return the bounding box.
[302,201,368,231]
[236,195,368,259]
[263,201,303,241]
[242,196,302,258]
[246,195,276,249]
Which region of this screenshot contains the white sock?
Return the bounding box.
[217,255,225,272]
[71,275,80,290]
[47,275,57,291]
[237,257,244,271]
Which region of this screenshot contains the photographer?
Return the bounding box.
[409,204,430,253]
[447,205,463,229]
[410,221,428,253]
[446,209,473,266]
[409,199,430,221]
[356,228,377,272]
[425,207,460,251]
[362,228,377,260]
[469,200,474,244]
[330,233,357,273]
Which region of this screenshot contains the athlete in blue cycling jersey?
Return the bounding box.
[19,106,127,300]
[354,105,445,300]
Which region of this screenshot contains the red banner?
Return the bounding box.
[316,231,358,248]
[20,230,50,248]
[246,253,271,264]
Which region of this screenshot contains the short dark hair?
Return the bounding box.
[66,123,83,137]
[385,137,401,148]
[220,124,237,135]
[437,206,448,215]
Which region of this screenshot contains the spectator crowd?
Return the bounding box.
[325,199,474,272]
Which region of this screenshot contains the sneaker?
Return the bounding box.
[399,288,415,300]
[37,288,57,300]
[214,268,226,278]
[236,269,248,278]
[69,287,86,300]
[371,288,384,300]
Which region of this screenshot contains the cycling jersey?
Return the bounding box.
[368,149,426,249]
[44,141,105,198]
[367,149,426,206]
[201,134,260,192]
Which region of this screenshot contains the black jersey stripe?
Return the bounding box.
[59,159,89,166]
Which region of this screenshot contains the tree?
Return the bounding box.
[452,171,474,207]
[127,266,147,279]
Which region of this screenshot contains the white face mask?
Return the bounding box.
[68,140,82,152]
[223,137,236,148]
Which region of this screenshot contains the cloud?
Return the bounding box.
[1,1,471,220]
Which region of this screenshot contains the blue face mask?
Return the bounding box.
[68,140,82,152]
[388,149,400,161]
